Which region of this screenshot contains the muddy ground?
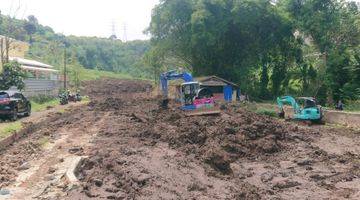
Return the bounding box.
[0,79,359,200]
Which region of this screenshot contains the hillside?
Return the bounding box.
[0,14,150,79]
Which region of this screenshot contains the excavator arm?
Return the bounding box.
[277,96,301,117]
[160,70,194,108]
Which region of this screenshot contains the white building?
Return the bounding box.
[9,57,61,97]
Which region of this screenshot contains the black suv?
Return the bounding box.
[0,91,31,121]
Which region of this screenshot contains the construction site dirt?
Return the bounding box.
[0,79,359,200]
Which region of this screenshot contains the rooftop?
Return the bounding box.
[196,76,239,88]
[9,57,54,69]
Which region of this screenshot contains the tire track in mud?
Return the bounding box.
[5,111,109,200]
[0,105,84,189]
[0,101,111,199]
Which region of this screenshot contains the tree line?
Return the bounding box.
[146,0,360,105]
[1,1,359,105]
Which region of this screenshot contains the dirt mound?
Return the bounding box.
[88,97,125,111]
[82,79,152,98]
[137,106,309,175]
[84,79,153,111]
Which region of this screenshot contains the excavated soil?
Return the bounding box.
[68,79,360,200]
[0,79,359,200]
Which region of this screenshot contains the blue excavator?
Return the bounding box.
[160,70,220,116]
[277,96,323,122]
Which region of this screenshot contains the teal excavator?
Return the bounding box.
[277,96,323,122]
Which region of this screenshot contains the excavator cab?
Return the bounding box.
[180,82,219,116]
[160,70,220,116]
[181,82,200,106]
[298,97,316,109]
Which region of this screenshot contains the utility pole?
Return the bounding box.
[110,20,117,40]
[63,47,67,89]
[122,23,127,42]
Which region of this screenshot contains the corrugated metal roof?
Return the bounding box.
[22,65,59,72]
[200,80,227,87]
[196,76,239,88]
[9,57,54,69]
[167,75,239,88]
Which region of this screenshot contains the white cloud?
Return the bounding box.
[0,0,160,41]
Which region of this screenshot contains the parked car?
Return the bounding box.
[0,91,31,121]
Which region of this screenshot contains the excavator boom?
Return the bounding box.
[277,96,301,114]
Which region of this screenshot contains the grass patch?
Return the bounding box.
[255,108,278,117]
[344,100,360,112]
[30,94,59,112]
[0,121,23,140]
[243,102,278,118]
[30,95,55,104]
[31,94,91,113]
[31,99,59,112]
[79,68,132,81]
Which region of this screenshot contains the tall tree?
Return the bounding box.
[282,0,360,101]
[23,15,38,44]
[148,0,297,98]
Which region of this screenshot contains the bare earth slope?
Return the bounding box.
[0,79,359,200]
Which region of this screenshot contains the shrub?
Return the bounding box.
[255,108,278,117]
[0,62,26,90]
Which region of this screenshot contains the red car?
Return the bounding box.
[0,91,31,121]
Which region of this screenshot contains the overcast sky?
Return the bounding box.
[0,0,160,41]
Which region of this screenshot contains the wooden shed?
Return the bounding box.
[196,76,240,102]
[168,75,241,103]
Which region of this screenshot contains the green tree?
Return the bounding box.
[260,63,270,99]
[0,62,26,90]
[23,16,38,44]
[282,0,360,101]
[148,0,296,99]
[271,58,288,97]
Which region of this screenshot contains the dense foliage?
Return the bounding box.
[1,1,360,105]
[0,62,26,90]
[0,13,150,79]
[147,0,360,104]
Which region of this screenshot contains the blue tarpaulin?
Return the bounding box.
[224,85,233,102]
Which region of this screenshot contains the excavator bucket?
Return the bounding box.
[181,98,221,116]
[185,107,221,116]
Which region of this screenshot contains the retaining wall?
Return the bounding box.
[9,79,62,97]
[322,110,360,128]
